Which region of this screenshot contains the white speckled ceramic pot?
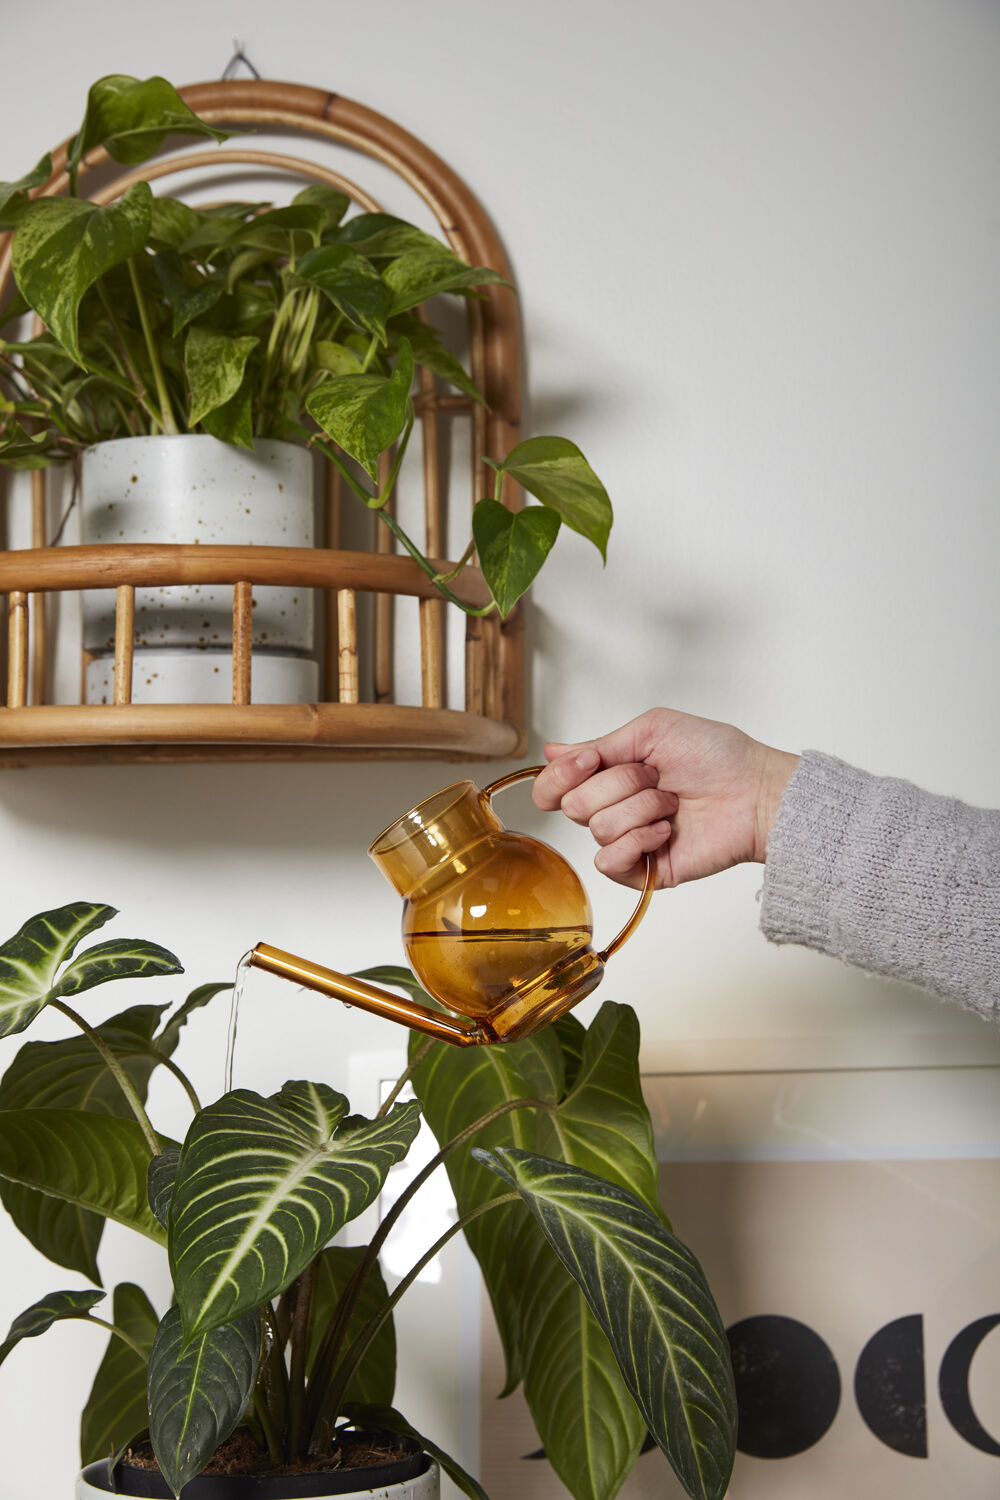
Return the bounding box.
[81,436,316,704]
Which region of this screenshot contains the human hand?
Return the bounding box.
[532,707,800,890]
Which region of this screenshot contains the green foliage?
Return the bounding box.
[0,73,615,620]
[80,1283,159,1466]
[0,900,735,1498]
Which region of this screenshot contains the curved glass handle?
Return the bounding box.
[481,765,655,962]
[481,764,547,803]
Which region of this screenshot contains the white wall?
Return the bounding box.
[2,2,998,1495]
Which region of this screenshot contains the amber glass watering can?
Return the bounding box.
[249,767,653,1047]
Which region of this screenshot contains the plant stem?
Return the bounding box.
[94,281,153,427]
[375,1038,434,1118]
[49,999,161,1156]
[309,1192,520,1447]
[288,1261,317,1463]
[88,1316,150,1362]
[378,509,494,616]
[145,1048,202,1113]
[126,259,178,435]
[253,1387,283,1465]
[306,1095,551,1422]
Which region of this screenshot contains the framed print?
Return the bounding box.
[479,1047,1000,1499]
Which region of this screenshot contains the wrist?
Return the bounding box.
[752,747,800,863]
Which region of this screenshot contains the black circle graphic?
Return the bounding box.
[727,1314,841,1459]
[854,1313,927,1457]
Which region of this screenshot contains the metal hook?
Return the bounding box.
[221,41,261,80]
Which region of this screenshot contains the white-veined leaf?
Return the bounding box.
[475,1148,737,1500]
[168,1082,421,1339]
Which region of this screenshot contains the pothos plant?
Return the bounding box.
[0,74,613,618]
[0,901,737,1500]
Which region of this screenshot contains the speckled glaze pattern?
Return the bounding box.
[81,436,315,653]
[74,1459,441,1499]
[85,650,320,706]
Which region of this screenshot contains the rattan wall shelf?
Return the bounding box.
[0,80,525,767]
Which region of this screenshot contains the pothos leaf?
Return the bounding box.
[472,499,561,617]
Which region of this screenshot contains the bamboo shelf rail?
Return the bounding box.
[0,80,525,768]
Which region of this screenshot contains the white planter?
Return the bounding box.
[85,650,319,707]
[75,1456,440,1499]
[80,435,316,704]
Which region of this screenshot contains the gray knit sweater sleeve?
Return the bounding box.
[759,750,1000,1018]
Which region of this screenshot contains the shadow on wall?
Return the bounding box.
[0,757,517,859]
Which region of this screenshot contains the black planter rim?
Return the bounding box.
[80,1436,431,1498]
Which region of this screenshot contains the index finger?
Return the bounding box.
[532,746,601,809]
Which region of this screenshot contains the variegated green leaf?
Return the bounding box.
[12,184,153,363]
[50,938,183,1001]
[472,499,561,618]
[0,1001,178,1281]
[80,1282,159,1465]
[381,245,507,318]
[493,436,613,561]
[147,1145,180,1230]
[0,154,52,231]
[68,74,230,177]
[185,326,258,428]
[412,1001,666,1500]
[0,902,116,1039]
[0,1288,105,1370]
[169,1082,421,1339]
[476,1149,737,1500]
[0,1109,168,1244]
[148,1304,260,1498]
[292,244,392,342]
[306,338,413,482]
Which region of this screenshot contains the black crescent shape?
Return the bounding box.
[938,1313,1000,1456]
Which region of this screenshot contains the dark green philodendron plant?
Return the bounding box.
[0,74,613,618]
[0,902,737,1500]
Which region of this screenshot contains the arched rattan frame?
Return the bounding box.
[0,80,525,766]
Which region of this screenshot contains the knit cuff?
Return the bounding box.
[759,750,1000,1017]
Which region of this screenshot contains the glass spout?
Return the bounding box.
[247,943,489,1047]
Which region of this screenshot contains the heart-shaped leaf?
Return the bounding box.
[475,1148,738,1500]
[68,75,229,178]
[12,184,153,364]
[306,339,414,482]
[148,1304,260,1498]
[292,244,392,342]
[0,1109,168,1243]
[169,1082,421,1340]
[0,902,116,1039]
[185,326,258,428]
[472,499,561,617]
[0,1288,105,1370]
[382,246,507,317]
[0,154,52,232]
[292,184,351,231]
[80,1282,159,1465]
[494,436,613,560]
